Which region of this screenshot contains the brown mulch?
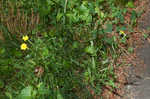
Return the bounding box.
[101,0,149,99]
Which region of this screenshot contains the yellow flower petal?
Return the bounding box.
[120,30,125,35]
[22,35,29,41]
[119,30,126,37]
[20,43,28,50]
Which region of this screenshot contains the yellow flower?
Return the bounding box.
[119,30,126,36]
[20,43,28,50]
[22,35,29,41]
[120,30,125,35]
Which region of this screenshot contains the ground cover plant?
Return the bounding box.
[0,0,138,99]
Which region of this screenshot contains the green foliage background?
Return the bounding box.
[0,0,137,99]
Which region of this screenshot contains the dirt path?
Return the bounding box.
[125,41,150,99]
[124,0,150,99]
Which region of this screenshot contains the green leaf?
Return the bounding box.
[14,50,22,57]
[37,82,49,95]
[106,80,116,88]
[104,23,113,33]
[72,41,79,49]
[66,13,79,23]
[130,10,137,26]
[56,12,63,22]
[79,4,88,13]
[143,33,149,39]
[85,46,95,55]
[104,37,114,45]
[0,80,4,88]
[95,6,105,18]
[84,71,90,81]
[126,1,135,8]
[18,86,33,99]
[128,47,134,53]
[95,6,99,14]
[102,59,109,65]
[0,48,5,54]
[5,92,12,99]
[57,90,64,99]
[92,57,96,69]
[42,47,49,57]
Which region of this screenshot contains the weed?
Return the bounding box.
[0,0,136,98]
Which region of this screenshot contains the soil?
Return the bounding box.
[102,0,150,99]
[124,41,150,99]
[123,0,150,98]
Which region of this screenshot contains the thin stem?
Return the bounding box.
[63,0,68,24]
